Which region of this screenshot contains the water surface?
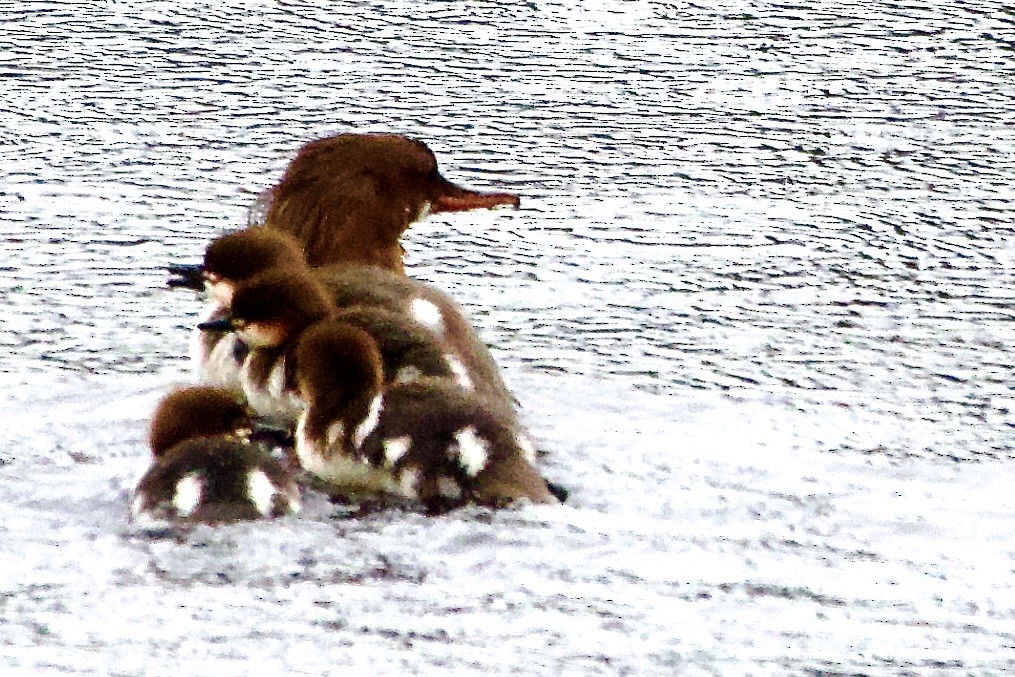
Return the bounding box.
[1,1,1013,673]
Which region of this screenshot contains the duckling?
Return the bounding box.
[197,269,466,427]
[294,320,556,512]
[132,386,300,525]
[172,229,515,414]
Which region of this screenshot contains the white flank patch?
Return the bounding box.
[296,415,398,495]
[415,200,432,221]
[410,298,444,335]
[284,392,305,420]
[279,482,301,514]
[195,325,243,393]
[454,426,489,477]
[172,472,205,517]
[243,357,304,423]
[445,354,474,390]
[192,303,221,378]
[382,436,412,467]
[326,420,346,449]
[246,469,277,516]
[130,493,146,519]
[267,360,287,399]
[394,365,423,384]
[516,433,537,464]
[294,415,320,473]
[398,465,421,498]
[437,476,462,500]
[352,394,383,450]
[316,456,399,495]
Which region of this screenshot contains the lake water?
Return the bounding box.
[2,1,1013,674]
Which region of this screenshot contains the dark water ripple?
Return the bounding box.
[2,1,1013,465]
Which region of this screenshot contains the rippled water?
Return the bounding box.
[2,1,1013,673]
[4,1,1013,459]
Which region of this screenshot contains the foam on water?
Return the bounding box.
[0,370,1011,673]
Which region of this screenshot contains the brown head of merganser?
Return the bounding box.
[132,386,300,526]
[294,320,556,512]
[256,133,521,270]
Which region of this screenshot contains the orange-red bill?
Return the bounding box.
[431,189,520,213]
